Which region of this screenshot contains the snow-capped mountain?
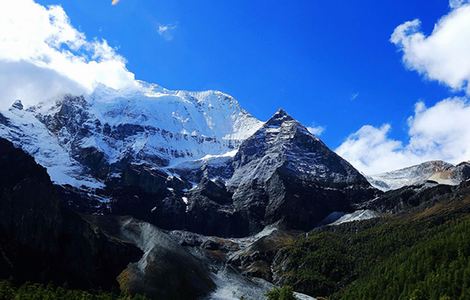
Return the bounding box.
[0,83,379,237]
[367,160,470,191]
[228,109,369,188]
[154,109,379,236]
[225,109,378,231]
[0,84,262,188]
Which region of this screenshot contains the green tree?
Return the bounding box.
[266,286,296,300]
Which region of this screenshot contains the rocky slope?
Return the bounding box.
[86,215,216,299]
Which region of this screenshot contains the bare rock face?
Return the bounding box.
[0,138,141,290]
[87,216,216,300]
[359,182,454,214]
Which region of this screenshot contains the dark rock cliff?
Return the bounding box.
[0,138,141,290]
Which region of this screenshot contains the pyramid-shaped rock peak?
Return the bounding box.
[226,108,377,233]
[10,99,23,110]
[265,108,295,126]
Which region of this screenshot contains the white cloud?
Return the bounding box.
[336,98,470,175]
[0,0,137,108]
[307,125,325,136]
[391,4,470,94]
[0,61,86,108]
[157,24,177,41]
[112,0,120,5]
[348,2,470,175]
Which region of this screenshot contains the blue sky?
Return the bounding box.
[35,0,459,147]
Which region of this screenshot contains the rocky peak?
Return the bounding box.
[10,99,23,110]
[265,108,294,126]
[231,109,363,186]
[217,109,378,233]
[235,110,300,156]
[262,109,317,142]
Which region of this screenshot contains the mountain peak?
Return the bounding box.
[275,108,287,115]
[10,99,23,110]
[265,108,295,127]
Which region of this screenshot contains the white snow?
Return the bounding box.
[182,196,190,213]
[84,84,262,166]
[200,150,238,161]
[331,210,379,225]
[170,149,237,170]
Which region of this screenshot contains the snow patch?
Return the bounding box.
[331,210,379,225]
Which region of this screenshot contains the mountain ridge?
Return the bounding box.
[0,85,262,189]
[367,160,470,191]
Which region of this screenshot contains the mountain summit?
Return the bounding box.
[224,109,377,233]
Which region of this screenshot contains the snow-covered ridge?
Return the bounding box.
[0,83,262,188]
[367,160,470,191]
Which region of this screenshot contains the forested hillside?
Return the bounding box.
[274,185,470,300]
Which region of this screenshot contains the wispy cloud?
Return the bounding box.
[307,125,325,136]
[112,0,120,5]
[351,92,359,101]
[157,23,178,41]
